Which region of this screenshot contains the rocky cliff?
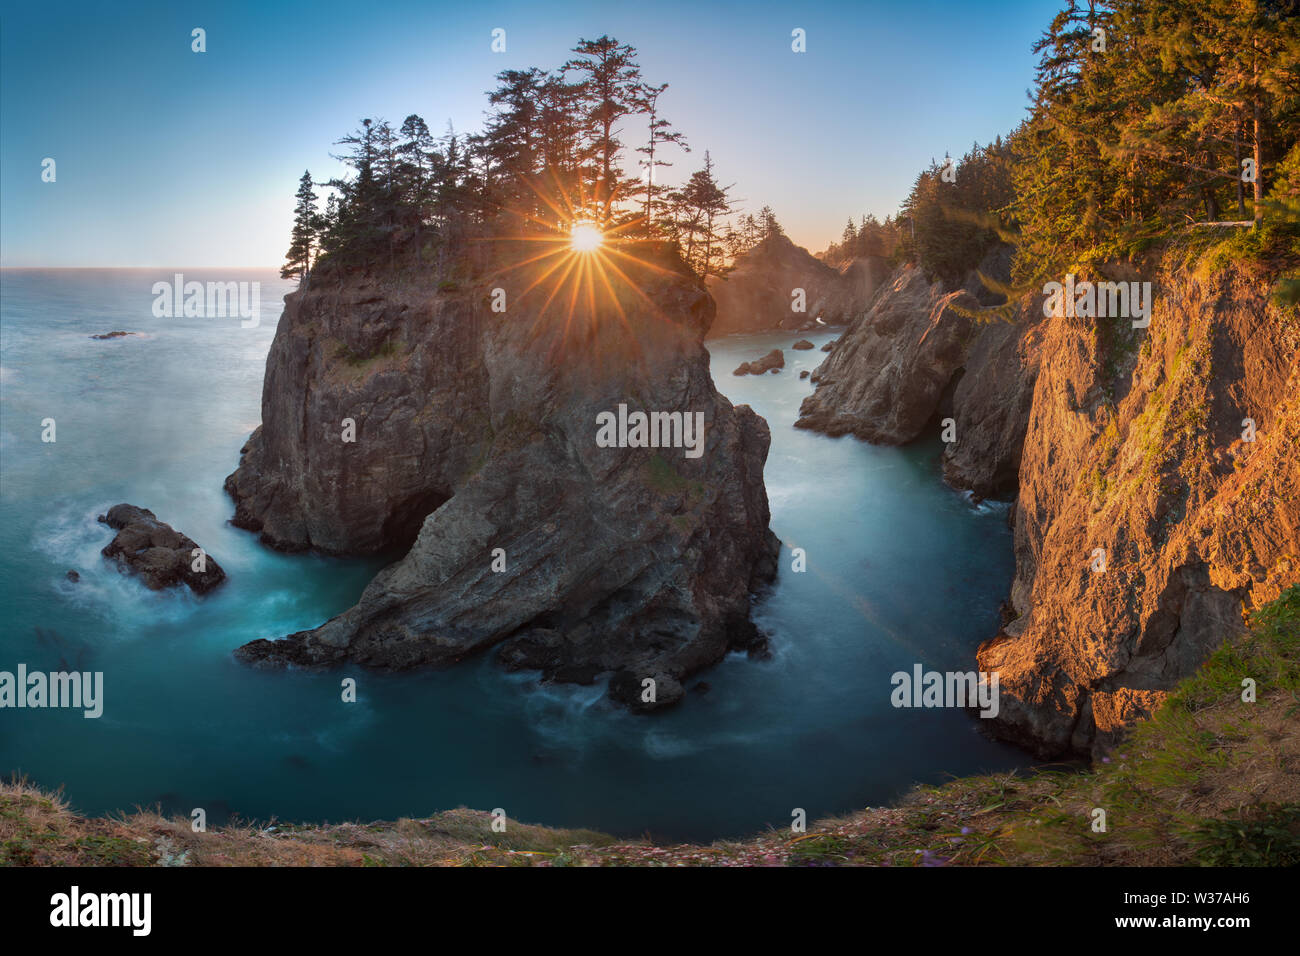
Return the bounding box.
[981,258,1300,757]
[226,240,780,710]
[794,247,1037,499]
[797,247,1299,757]
[705,234,885,336]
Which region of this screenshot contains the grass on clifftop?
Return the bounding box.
[4,587,1297,867]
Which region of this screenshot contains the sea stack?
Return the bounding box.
[227,239,780,710]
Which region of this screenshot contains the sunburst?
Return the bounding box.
[569,221,604,253]
[477,174,690,357]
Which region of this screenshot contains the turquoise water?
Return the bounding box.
[0,270,1027,841]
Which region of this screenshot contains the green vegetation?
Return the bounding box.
[829,2,1300,298]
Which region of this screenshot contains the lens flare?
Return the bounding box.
[569,221,603,252]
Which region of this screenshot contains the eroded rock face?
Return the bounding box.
[979,262,1300,757]
[99,504,226,594]
[794,265,981,441]
[790,244,1298,757]
[227,241,780,710]
[941,302,1044,500]
[706,235,881,335]
[794,248,1037,497]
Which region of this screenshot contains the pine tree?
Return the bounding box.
[633,82,688,231]
[669,152,733,275]
[282,171,318,282]
[563,36,645,224]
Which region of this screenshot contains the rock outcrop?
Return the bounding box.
[706,235,884,335]
[797,244,1299,758]
[98,504,226,594]
[794,265,983,441]
[979,259,1300,757]
[796,247,1037,498]
[227,240,780,710]
[733,349,785,376]
[791,339,814,351]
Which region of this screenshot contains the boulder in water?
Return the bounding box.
[733,349,785,376]
[98,504,226,594]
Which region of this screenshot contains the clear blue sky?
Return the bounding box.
[0,0,1061,267]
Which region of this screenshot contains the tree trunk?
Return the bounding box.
[1253,98,1263,228]
[1253,41,1263,229]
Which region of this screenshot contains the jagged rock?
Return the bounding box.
[706,235,886,335]
[795,265,980,440]
[795,246,1035,498]
[98,504,226,594]
[821,340,835,352]
[799,370,810,380]
[733,349,785,376]
[940,300,1044,499]
[227,241,779,711]
[791,339,814,350]
[787,241,1300,756]
[978,259,1300,758]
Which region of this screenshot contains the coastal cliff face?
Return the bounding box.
[226,242,780,709]
[705,234,883,335]
[982,260,1300,757]
[798,251,1299,757]
[793,265,976,441]
[794,249,1038,500]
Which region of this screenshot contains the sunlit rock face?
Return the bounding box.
[980,260,1300,758]
[797,244,1300,757]
[227,239,779,710]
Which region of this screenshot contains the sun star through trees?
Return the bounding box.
[569,221,604,253]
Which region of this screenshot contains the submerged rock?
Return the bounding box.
[89,331,136,340]
[227,240,779,710]
[791,339,815,350]
[98,504,226,594]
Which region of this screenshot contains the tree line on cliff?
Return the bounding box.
[282,36,788,283]
[822,0,1300,297]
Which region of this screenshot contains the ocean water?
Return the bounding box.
[0,270,1028,842]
